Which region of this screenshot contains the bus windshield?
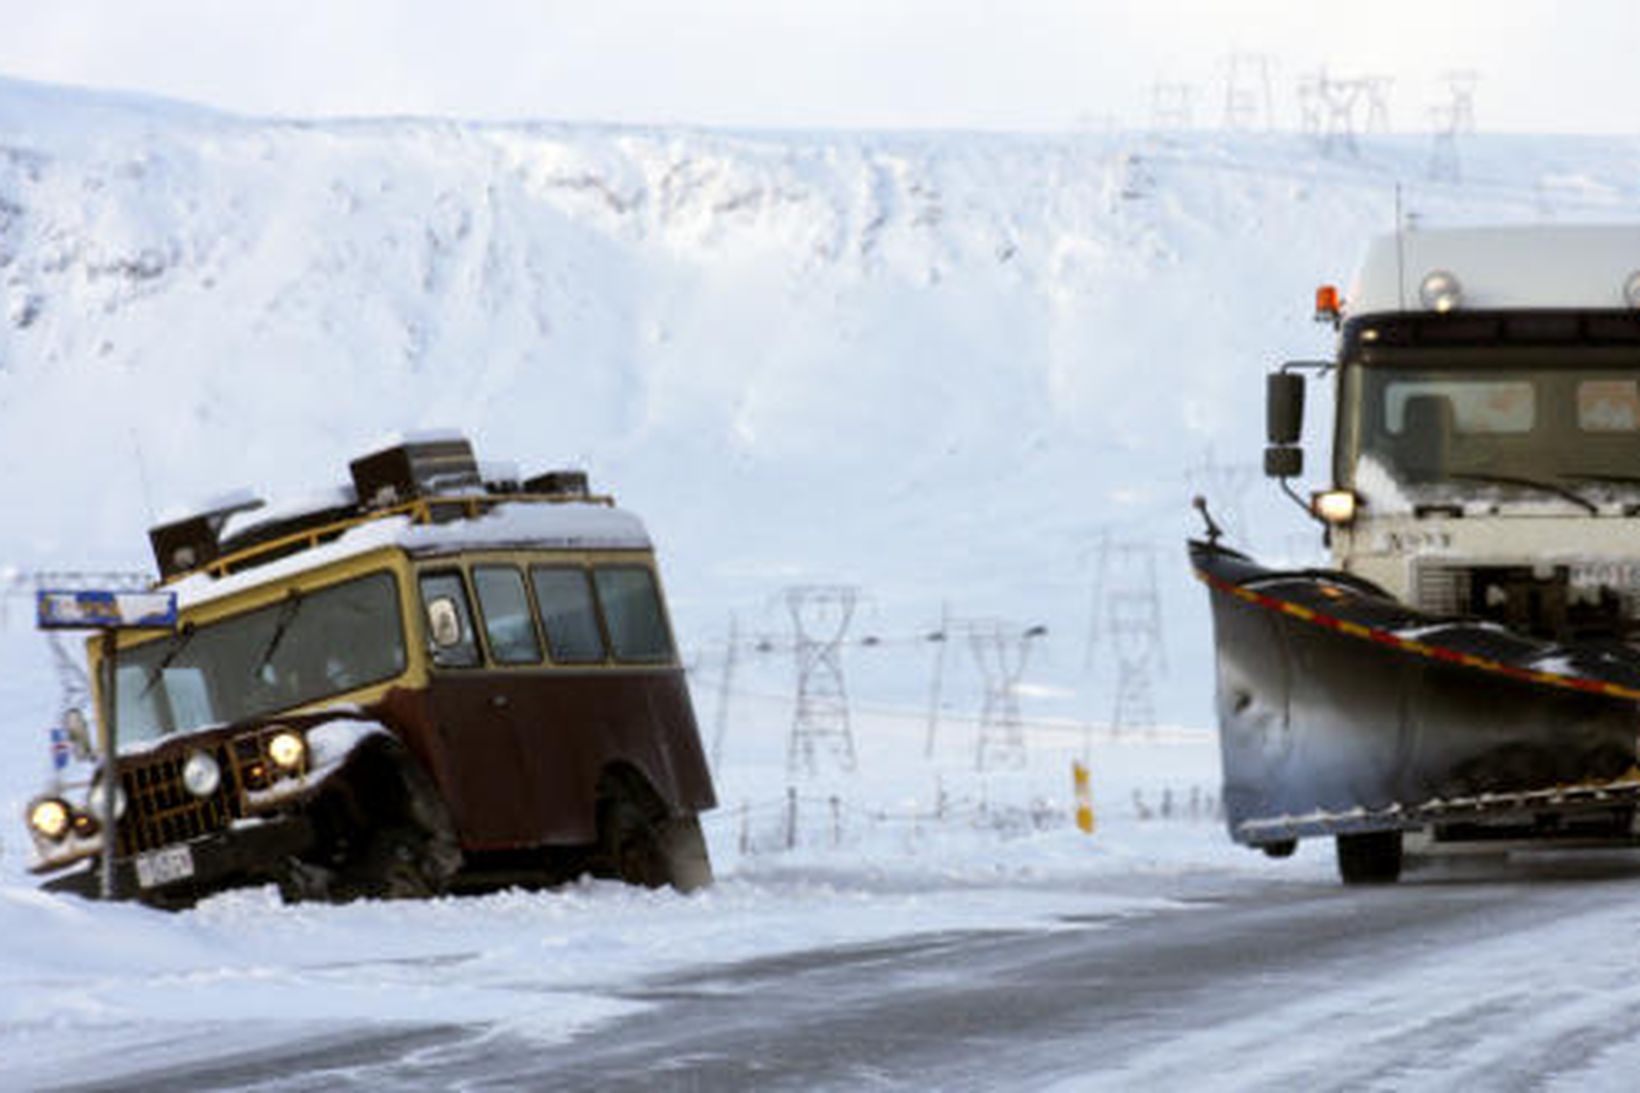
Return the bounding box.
[109,572,407,745]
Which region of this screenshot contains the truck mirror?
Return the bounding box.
[1264,445,1303,479]
[426,598,463,648]
[1267,372,1305,445]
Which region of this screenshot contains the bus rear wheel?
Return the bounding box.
[598,791,713,893]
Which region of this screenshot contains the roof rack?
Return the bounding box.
[148,435,607,584]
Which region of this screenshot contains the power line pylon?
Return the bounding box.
[1429,71,1478,182]
[923,602,950,759]
[1104,543,1166,734]
[1223,52,1275,131]
[969,621,1046,771]
[1150,82,1197,131]
[1186,447,1260,548]
[785,585,859,778]
[1317,71,1363,157]
[710,612,738,770]
[1360,76,1394,133]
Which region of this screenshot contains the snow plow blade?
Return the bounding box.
[1191,538,1640,849]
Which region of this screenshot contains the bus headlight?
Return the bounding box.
[183,750,222,797]
[1312,489,1359,525]
[28,798,71,841]
[267,730,307,772]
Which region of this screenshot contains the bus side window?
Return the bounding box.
[419,571,481,668]
[593,566,674,662]
[473,565,543,665]
[529,566,607,664]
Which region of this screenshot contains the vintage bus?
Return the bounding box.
[24,434,716,905]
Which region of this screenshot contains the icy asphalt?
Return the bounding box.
[34,852,1640,1093]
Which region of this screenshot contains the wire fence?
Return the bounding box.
[723,780,1223,858]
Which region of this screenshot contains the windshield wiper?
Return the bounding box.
[1558,472,1640,489]
[252,590,305,679]
[1442,471,1598,514]
[140,622,196,698]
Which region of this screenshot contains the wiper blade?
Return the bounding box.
[1443,471,1598,514]
[252,591,304,679]
[1559,472,1640,489]
[140,622,196,698]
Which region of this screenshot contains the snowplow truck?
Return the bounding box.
[1193,225,1640,884]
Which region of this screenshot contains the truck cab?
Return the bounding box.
[1291,226,1640,640]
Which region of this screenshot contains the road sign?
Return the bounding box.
[36,589,178,631]
[34,587,178,900]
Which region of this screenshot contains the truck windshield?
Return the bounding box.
[109,572,407,745]
[1339,359,1640,505]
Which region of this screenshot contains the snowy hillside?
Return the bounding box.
[5,76,1640,733]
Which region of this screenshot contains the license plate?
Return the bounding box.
[1569,562,1640,591]
[134,845,195,889]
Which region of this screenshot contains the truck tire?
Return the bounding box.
[1336,830,1403,885]
[298,745,462,903]
[598,790,714,893]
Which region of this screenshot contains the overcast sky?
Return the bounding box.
[0,0,1635,134]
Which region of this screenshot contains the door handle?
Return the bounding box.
[491,694,510,709]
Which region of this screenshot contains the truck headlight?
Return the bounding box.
[183,750,222,797]
[28,798,71,841]
[1312,489,1359,525]
[267,730,307,771]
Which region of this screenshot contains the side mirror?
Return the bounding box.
[1266,372,1305,444]
[63,707,93,760]
[426,597,463,648]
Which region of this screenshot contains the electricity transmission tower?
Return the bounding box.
[709,613,738,770]
[923,603,950,758]
[1102,543,1167,734]
[1186,448,1260,548]
[1360,76,1394,133]
[1429,71,1478,182]
[785,585,859,778]
[1150,82,1197,131]
[1223,53,1275,131]
[969,621,1047,771]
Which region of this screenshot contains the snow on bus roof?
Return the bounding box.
[1348,225,1640,317]
[168,498,652,609]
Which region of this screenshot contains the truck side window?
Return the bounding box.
[473,565,543,665]
[593,566,674,663]
[418,571,481,668]
[529,566,607,664]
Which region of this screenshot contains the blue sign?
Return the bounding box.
[49,725,70,771]
[36,589,179,631]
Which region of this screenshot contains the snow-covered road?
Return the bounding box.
[15,848,1640,1091]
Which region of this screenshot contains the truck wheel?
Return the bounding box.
[1261,839,1298,859]
[599,792,714,892]
[302,747,462,902]
[1336,830,1402,885]
[350,826,453,899]
[600,793,670,888]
